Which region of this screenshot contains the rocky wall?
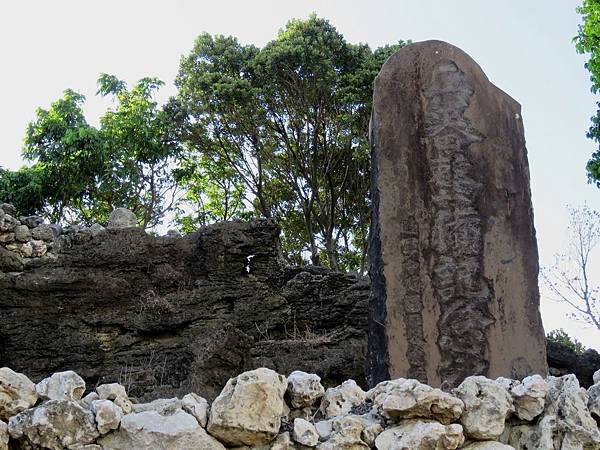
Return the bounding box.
[1,366,599,449]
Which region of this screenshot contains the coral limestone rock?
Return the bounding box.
[509,374,549,421]
[368,40,547,388]
[107,208,137,229]
[36,370,86,401]
[293,418,319,447]
[207,368,287,446]
[375,420,464,450]
[0,368,38,420]
[8,400,99,450]
[91,399,123,435]
[95,382,127,401]
[453,376,514,440]
[182,392,209,428]
[368,378,464,424]
[320,379,366,418]
[99,409,225,450]
[287,370,325,408]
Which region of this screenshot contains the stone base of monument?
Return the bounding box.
[368,40,547,388]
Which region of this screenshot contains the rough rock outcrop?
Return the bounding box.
[0,219,369,400]
[0,368,37,420]
[368,40,547,388]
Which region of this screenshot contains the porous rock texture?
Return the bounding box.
[1,367,600,449]
[368,40,547,388]
[0,218,369,401]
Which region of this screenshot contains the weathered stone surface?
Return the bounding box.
[91,399,123,434]
[0,221,368,401]
[460,442,514,450]
[99,409,225,450]
[19,216,43,229]
[207,367,287,446]
[80,391,99,409]
[182,392,209,427]
[271,431,297,450]
[368,378,463,424]
[14,226,31,243]
[96,382,127,400]
[0,420,7,450]
[131,397,182,415]
[114,394,132,414]
[508,374,548,421]
[287,370,325,408]
[0,205,16,217]
[36,370,85,401]
[8,400,99,450]
[594,369,600,385]
[107,208,137,228]
[293,418,319,446]
[0,368,37,420]
[320,379,366,418]
[317,416,369,450]
[374,420,464,450]
[31,224,54,242]
[453,376,513,440]
[589,382,600,417]
[0,213,18,232]
[367,40,547,388]
[506,375,600,449]
[0,233,14,244]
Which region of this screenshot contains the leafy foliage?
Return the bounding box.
[547,328,586,355]
[173,15,406,271]
[13,75,179,228]
[575,0,600,186]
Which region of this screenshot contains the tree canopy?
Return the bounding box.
[575,0,600,186]
[2,15,405,273]
[173,15,405,271]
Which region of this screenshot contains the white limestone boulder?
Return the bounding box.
[317,415,369,450]
[374,420,464,450]
[287,371,325,408]
[207,367,287,446]
[114,394,133,414]
[99,409,225,450]
[509,374,549,421]
[293,418,319,447]
[453,376,514,440]
[107,208,137,228]
[8,400,99,450]
[95,382,127,400]
[36,370,86,401]
[182,392,209,427]
[132,397,182,415]
[0,367,38,420]
[594,369,600,385]
[91,399,123,435]
[368,378,464,424]
[460,441,515,450]
[0,420,7,450]
[320,379,366,418]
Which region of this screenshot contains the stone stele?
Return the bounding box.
[367,40,547,388]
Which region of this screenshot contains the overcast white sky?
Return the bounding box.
[1,0,599,347]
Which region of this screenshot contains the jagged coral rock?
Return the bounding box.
[453,376,514,440]
[287,370,325,408]
[320,379,366,418]
[207,368,287,446]
[368,378,464,425]
[375,420,464,450]
[0,368,38,420]
[8,400,99,450]
[36,370,86,401]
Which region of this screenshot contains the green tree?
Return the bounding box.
[547,329,586,354]
[173,15,405,271]
[19,75,179,228]
[575,0,600,186]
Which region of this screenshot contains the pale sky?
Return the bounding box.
[1,0,599,347]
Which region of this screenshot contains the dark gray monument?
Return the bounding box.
[368,40,547,388]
